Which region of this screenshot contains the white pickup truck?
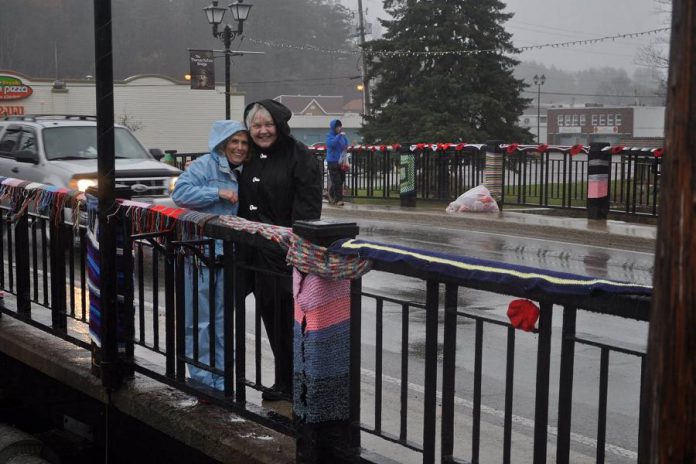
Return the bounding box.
[0,114,180,202]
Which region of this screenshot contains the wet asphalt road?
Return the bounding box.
[322,211,652,463]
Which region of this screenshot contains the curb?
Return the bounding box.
[321,205,657,253]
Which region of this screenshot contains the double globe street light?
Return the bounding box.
[203,0,253,119]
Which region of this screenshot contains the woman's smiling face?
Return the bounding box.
[250,112,277,149]
[223,130,249,165]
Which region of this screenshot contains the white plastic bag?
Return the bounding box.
[446,185,499,213]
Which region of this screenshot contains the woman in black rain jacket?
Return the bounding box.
[239,99,322,401]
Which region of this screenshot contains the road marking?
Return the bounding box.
[360,368,637,460]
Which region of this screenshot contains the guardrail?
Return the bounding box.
[0,179,652,463]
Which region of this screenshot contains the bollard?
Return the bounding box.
[484,140,504,210]
[292,220,360,464]
[399,150,416,207]
[587,142,611,220]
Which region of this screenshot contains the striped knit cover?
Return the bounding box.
[293,269,351,423]
[86,195,131,354]
[484,148,503,201]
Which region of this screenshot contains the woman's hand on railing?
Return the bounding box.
[218,189,238,204]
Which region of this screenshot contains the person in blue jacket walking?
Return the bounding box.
[325,119,349,205]
[171,120,249,390]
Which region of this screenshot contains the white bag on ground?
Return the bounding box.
[446,185,499,213]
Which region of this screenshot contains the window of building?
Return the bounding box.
[540,116,547,123]
[523,118,530,125]
[580,114,586,125]
[572,114,579,126]
[558,115,564,126]
[599,114,606,125]
[616,114,622,126]
[591,114,598,126]
[565,115,571,125]
[607,114,614,126]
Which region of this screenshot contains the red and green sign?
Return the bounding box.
[0,76,33,101]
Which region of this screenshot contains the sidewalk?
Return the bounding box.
[321,201,657,253]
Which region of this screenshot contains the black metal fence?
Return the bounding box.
[303,145,661,217]
[168,145,661,217]
[0,185,651,463]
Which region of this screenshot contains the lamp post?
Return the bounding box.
[203,0,252,120]
[533,74,546,143]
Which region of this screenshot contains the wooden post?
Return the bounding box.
[643,1,696,461]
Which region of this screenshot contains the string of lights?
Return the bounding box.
[245,27,670,57]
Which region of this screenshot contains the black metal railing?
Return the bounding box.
[0,184,651,463]
[289,145,661,217]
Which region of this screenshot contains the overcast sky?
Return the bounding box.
[503,0,669,73]
[360,0,669,74]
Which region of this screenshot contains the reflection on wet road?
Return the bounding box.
[355,218,654,286]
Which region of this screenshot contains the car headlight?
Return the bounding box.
[167,176,178,194]
[69,178,98,192]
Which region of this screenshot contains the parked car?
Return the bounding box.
[0,115,180,203]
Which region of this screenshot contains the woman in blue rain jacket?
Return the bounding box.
[171,120,250,390]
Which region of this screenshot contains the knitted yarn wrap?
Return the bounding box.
[218,215,372,280]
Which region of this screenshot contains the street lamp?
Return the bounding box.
[533,74,546,143]
[203,0,252,120]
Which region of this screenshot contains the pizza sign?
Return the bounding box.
[0,76,33,101]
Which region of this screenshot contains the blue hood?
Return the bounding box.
[208,120,246,157]
[329,119,341,134]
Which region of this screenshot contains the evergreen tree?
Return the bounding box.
[361,0,533,143]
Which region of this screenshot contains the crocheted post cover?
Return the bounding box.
[293,268,351,423]
[330,239,652,298]
[86,194,131,351]
[484,149,503,201]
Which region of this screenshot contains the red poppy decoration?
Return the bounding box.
[392,144,402,151]
[379,145,387,152]
[507,299,540,332]
[455,143,466,151]
[653,148,664,158]
[506,143,520,154]
[536,144,549,153]
[415,143,426,151]
[611,145,625,155]
[569,144,584,156]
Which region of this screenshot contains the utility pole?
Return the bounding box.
[643,0,696,461]
[357,0,370,116]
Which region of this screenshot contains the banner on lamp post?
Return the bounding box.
[189,50,215,90]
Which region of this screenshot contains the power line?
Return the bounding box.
[246,27,670,57]
[237,75,361,85]
[521,89,665,98]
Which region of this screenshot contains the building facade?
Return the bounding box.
[546,106,665,147]
[0,70,245,153]
[273,95,363,146]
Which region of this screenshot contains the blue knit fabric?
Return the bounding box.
[329,239,652,297]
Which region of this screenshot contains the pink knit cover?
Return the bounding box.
[293,269,350,331]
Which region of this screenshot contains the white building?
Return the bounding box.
[273,95,363,145]
[0,70,245,153]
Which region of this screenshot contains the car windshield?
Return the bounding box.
[42,126,150,160]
